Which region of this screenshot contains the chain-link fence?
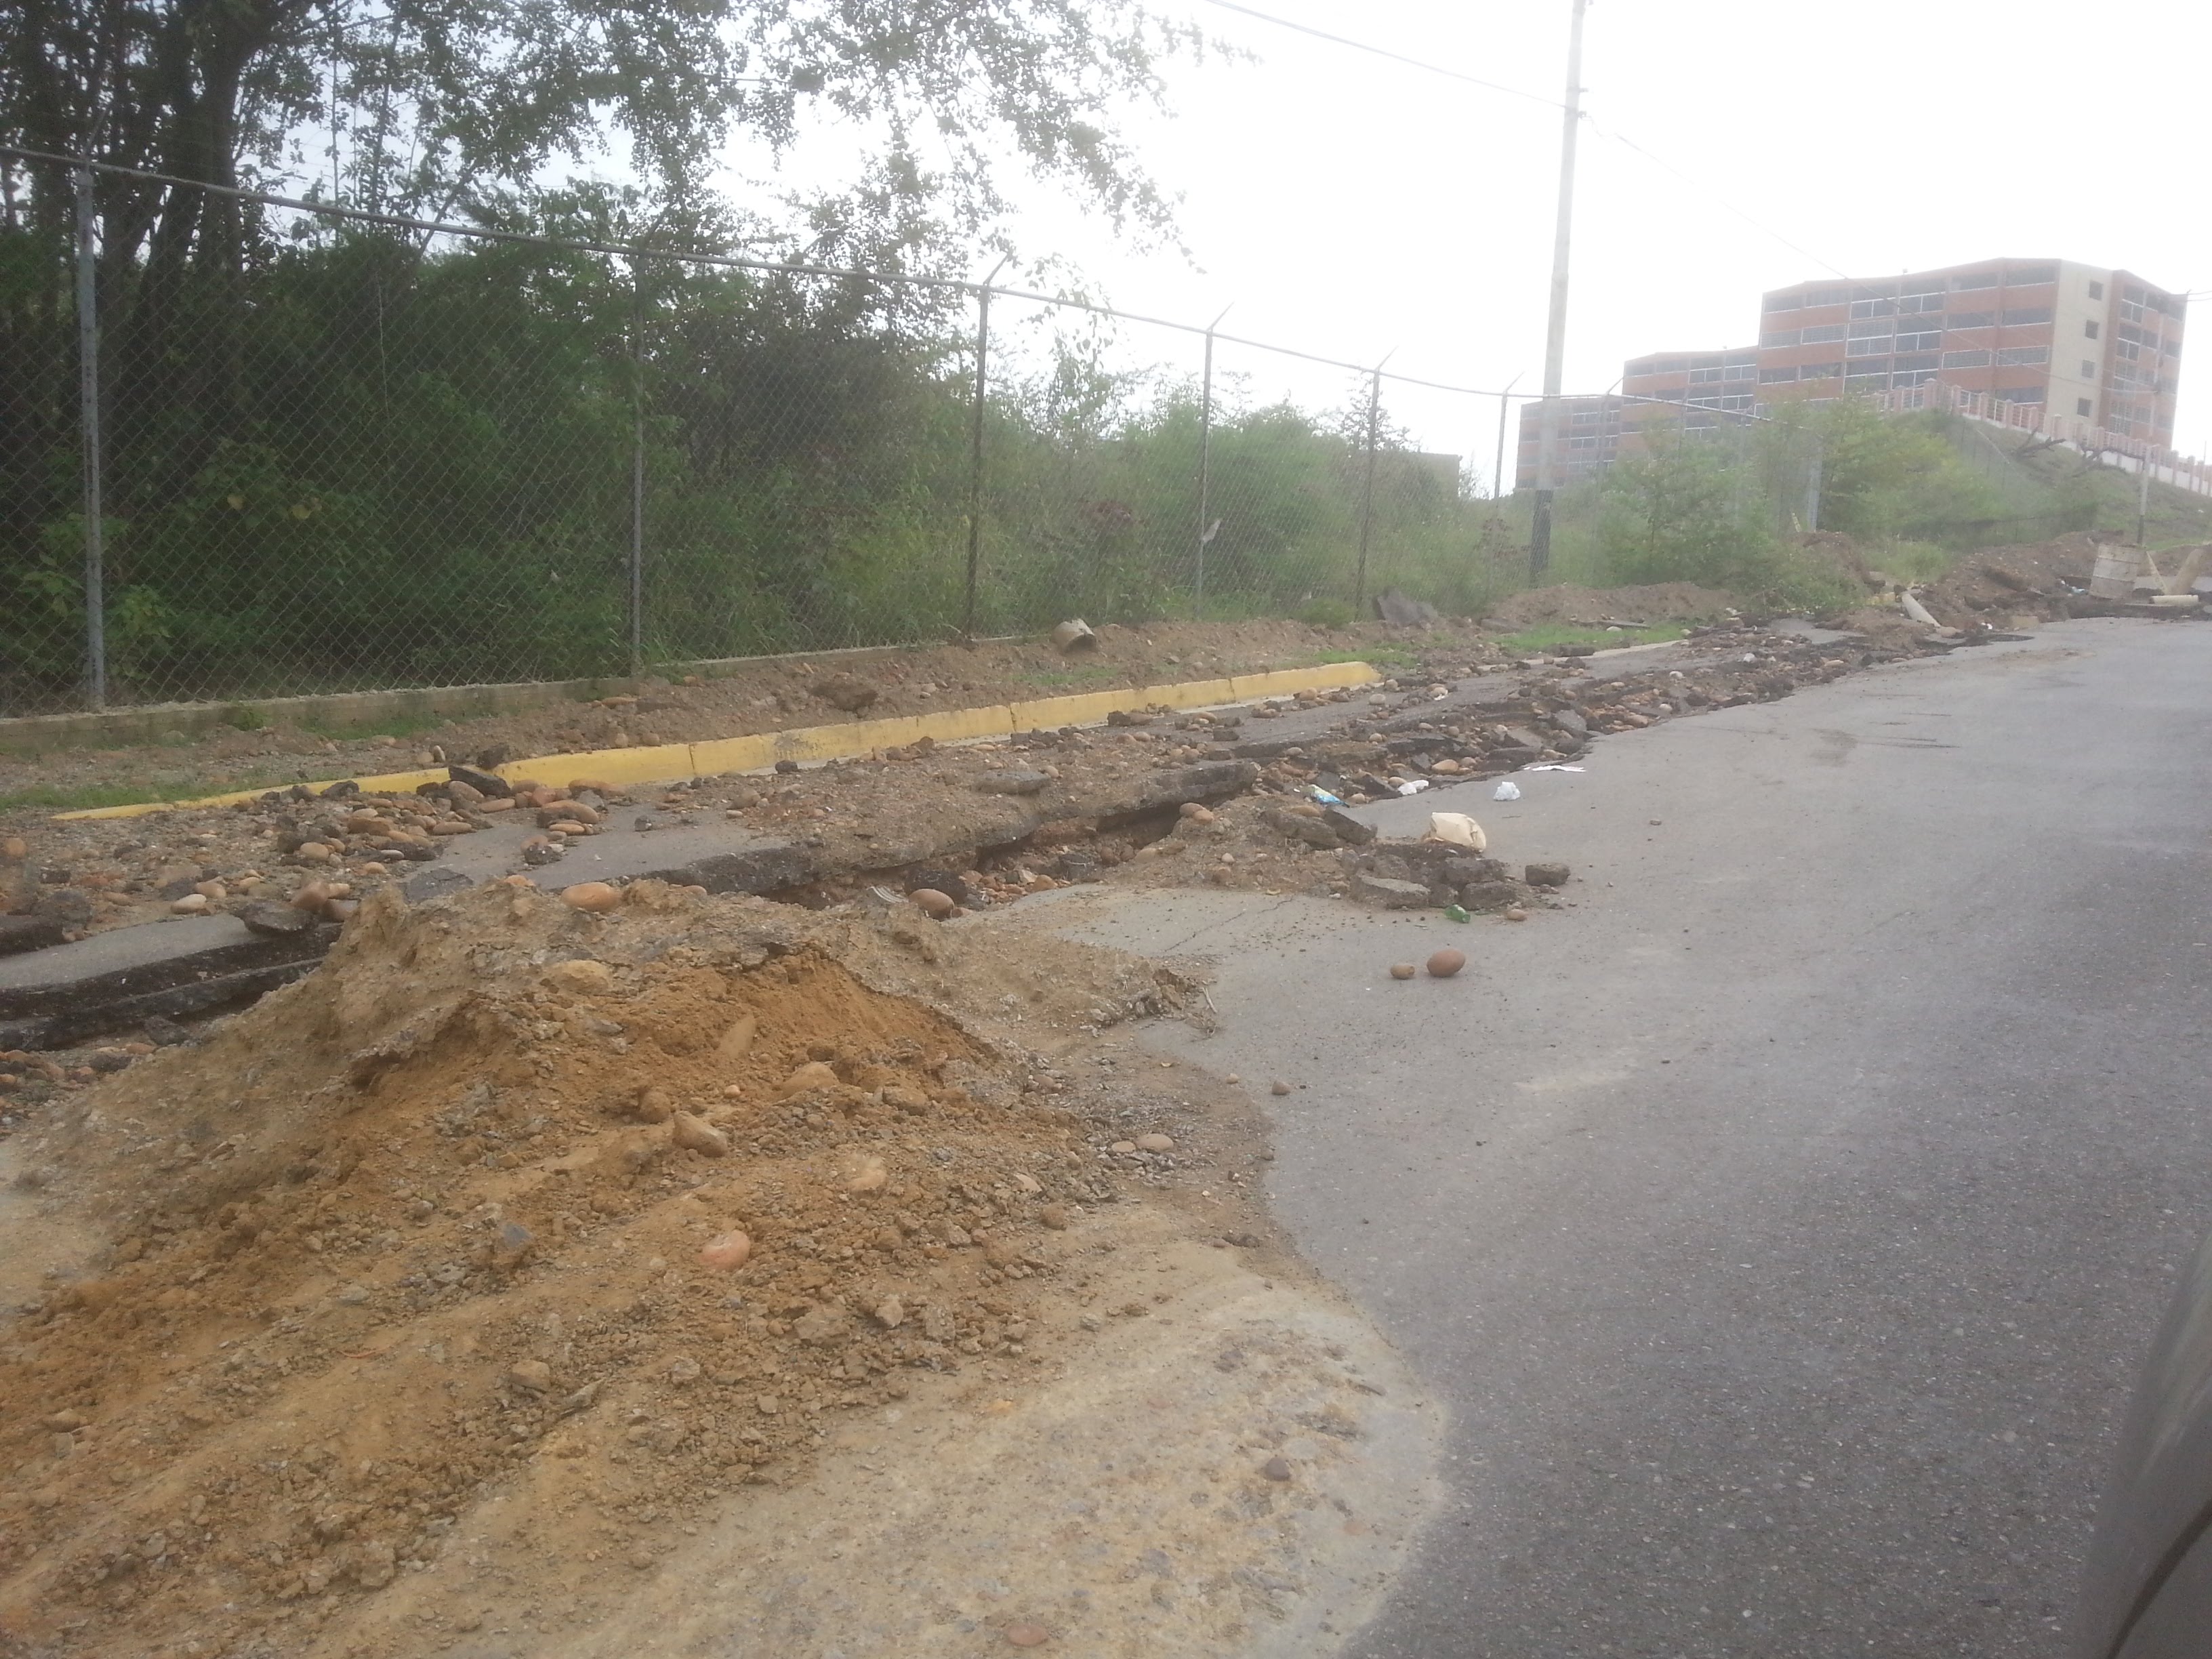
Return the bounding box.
[1,148,1546,718]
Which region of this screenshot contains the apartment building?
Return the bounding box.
[1516,256,2185,489]
[1755,258,2182,442]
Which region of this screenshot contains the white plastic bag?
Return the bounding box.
[1492,780,1521,801]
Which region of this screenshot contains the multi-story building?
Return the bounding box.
[1516,256,2186,489]
[1755,258,2183,443]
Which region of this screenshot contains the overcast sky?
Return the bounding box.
[832,0,2212,487]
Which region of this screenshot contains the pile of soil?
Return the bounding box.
[0,882,1244,1658]
[1476,583,1739,632]
[1915,531,2103,627]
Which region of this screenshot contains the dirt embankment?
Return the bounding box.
[0,883,1439,1659]
[0,617,1490,800]
[1475,583,1739,632]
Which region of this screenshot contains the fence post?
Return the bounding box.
[963,259,1008,642]
[74,161,106,710]
[1803,436,1824,532]
[1353,363,1382,614]
[628,260,647,679]
[1195,305,1229,613]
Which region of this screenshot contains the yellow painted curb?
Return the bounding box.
[56,661,1381,821]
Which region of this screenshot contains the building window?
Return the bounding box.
[1942,349,1991,368]
[1950,271,2000,291]
[1800,362,1843,380]
[2001,307,2053,326]
[1948,311,1994,329]
[2081,359,2097,377]
[1895,369,1939,387]
[1996,346,2049,366]
[2088,279,2104,300]
[1689,366,1724,382]
[1898,292,1945,314]
[1758,331,1798,348]
[1895,329,1942,352]
[1723,363,1756,380]
[1848,319,1895,340]
[1893,354,1938,372]
[1762,291,1801,312]
[2078,396,2093,415]
[1849,298,1897,319]
[2007,262,2057,285]
[1847,337,1889,357]
[1759,366,1799,383]
[1997,386,2043,404]
[1799,323,1845,344]
[1803,287,1850,308]
[2084,320,2100,338]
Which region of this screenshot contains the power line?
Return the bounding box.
[1195,0,1852,280]
[1194,0,1567,110]
[1590,121,1850,279]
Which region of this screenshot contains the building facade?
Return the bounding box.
[1516,256,2186,489]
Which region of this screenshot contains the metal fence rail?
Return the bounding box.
[1,148,1540,718]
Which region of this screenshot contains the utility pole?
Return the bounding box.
[1492,371,1523,499]
[1528,0,1588,579]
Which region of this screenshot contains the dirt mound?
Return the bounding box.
[0,882,1203,1656]
[1917,532,2103,627]
[1477,583,1738,632]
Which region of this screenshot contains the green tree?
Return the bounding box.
[1597,428,1775,590]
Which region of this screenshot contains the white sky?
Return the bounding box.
[756,0,2211,489]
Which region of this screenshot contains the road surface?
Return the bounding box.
[1060,618,2212,1657]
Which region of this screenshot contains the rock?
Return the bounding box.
[1261,1455,1294,1481]
[0,916,66,956]
[1505,907,1530,922]
[1,836,26,863]
[1457,880,1522,913]
[792,1303,855,1347]
[632,1086,674,1124]
[1005,1623,1053,1648]
[546,958,613,994]
[168,893,212,916]
[872,1296,906,1329]
[716,1014,759,1061]
[561,881,621,912]
[841,1151,889,1193]
[1373,588,1439,626]
[447,764,512,798]
[490,1221,535,1271]
[909,888,957,918]
[1135,1133,1175,1152]
[699,1231,752,1271]
[1271,1081,1291,1096]
[1320,806,1376,846]
[1178,802,1214,822]
[1524,861,1571,888]
[1038,1204,1071,1230]
[671,1111,730,1157]
[777,1061,840,1097]
[1426,948,1467,979]
[1110,1140,1137,1154]
[295,841,335,865]
[508,1359,554,1393]
[975,769,1051,796]
[1388,962,1417,981]
[1549,708,1590,737]
[813,672,879,714]
[1352,874,1432,910]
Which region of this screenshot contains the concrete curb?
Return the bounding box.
[55,662,1381,821]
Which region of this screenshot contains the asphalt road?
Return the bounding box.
[1062,619,2212,1658]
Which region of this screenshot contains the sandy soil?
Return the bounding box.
[0,883,1439,1659]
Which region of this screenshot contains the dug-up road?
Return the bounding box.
[1046,618,2212,1657]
